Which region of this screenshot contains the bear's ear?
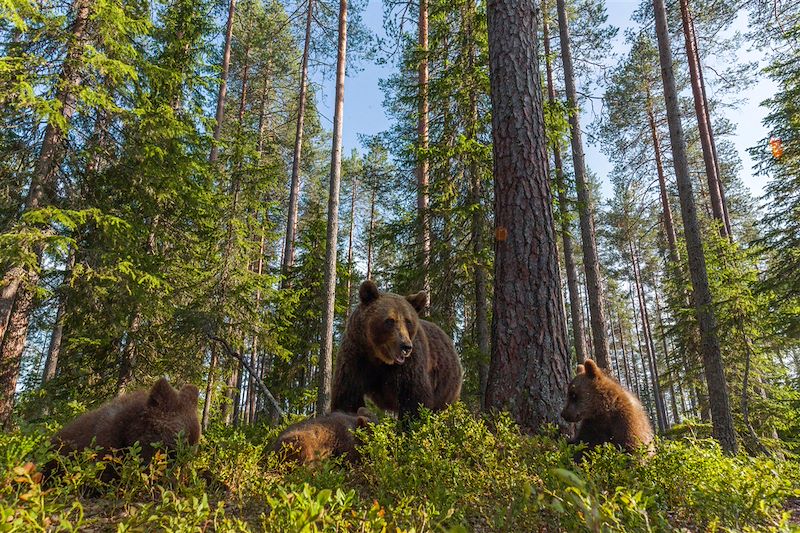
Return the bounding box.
[406,291,427,313]
[576,364,585,375]
[148,377,178,410]
[359,280,380,305]
[180,384,200,406]
[583,359,600,379]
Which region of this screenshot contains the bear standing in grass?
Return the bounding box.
[561,359,654,453]
[331,280,463,419]
[271,407,377,465]
[51,378,201,474]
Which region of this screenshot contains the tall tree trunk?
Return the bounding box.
[366,188,376,280]
[646,94,680,262]
[629,281,652,417]
[256,64,272,159]
[317,0,347,414]
[282,0,314,283]
[654,282,679,424]
[464,0,490,409]
[0,0,91,353]
[416,0,431,304]
[653,0,737,453]
[202,345,217,430]
[484,0,570,430]
[678,0,729,238]
[615,312,633,391]
[41,248,76,385]
[555,0,610,369]
[543,1,587,363]
[0,270,37,427]
[630,240,667,432]
[345,176,357,307]
[209,0,236,163]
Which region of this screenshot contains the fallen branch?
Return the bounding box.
[206,331,285,420]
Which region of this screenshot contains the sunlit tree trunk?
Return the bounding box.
[485,0,570,430]
[282,0,314,282]
[317,0,347,414]
[653,0,737,453]
[556,0,610,368]
[209,0,236,163]
[543,1,587,363]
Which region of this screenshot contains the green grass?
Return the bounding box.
[1,404,798,532]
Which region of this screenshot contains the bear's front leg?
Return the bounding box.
[396,363,435,422]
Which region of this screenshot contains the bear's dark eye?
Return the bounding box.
[405,319,413,331]
[384,318,396,328]
[569,391,578,401]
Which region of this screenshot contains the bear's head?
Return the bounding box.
[357,280,426,365]
[561,359,604,423]
[128,378,201,456]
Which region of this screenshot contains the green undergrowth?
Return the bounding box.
[1,404,798,531]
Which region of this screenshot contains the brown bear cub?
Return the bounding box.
[330,280,463,419]
[561,359,654,454]
[50,377,201,478]
[271,407,377,465]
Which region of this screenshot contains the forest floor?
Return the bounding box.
[2,405,799,531]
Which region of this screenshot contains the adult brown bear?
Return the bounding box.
[331,280,462,419]
[561,359,654,453]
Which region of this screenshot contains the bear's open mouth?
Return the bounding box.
[393,353,408,364]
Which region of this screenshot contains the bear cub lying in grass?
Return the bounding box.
[561,359,654,454]
[271,407,378,465]
[49,377,201,480]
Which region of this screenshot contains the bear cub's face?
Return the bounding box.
[358,280,426,366]
[139,378,202,450]
[561,360,601,423]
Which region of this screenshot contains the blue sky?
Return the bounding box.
[311,0,775,201]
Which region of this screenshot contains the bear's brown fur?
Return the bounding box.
[561,359,654,453]
[51,378,201,475]
[271,408,377,465]
[331,280,463,419]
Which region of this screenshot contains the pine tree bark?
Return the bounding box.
[653,0,737,453]
[555,0,610,368]
[417,0,431,303]
[282,0,314,282]
[484,0,570,430]
[678,0,729,238]
[316,0,347,415]
[209,0,236,163]
[543,2,587,363]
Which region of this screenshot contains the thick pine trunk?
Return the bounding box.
[653,0,737,453]
[316,0,347,414]
[0,271,37,427]
[282,0,314,282]
[209,0,236,163]
[543,3,587,363]
[555,0,610,368]
[485,0,570,430]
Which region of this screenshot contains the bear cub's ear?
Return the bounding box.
[180,384,200,406]
[359,280,380,305]
[576,364,585,375]
[148,377,178,410]
[406,291,427,313]
[583,359,600,379]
